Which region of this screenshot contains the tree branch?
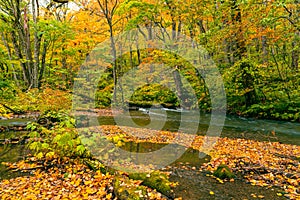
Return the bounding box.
[0,102,23,114]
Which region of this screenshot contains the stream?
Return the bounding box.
[97,109,300,145]
[0,110,299,199]
[0,118,32,180]
[97,109,299,199]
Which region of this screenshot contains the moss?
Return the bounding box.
[113,177,147,200]
[129,172,147,180]
[213,164,236,179]
[129,171,172,197]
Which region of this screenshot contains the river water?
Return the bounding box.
[97,109,300,145]
[0,111,299,198]
[0,118,32,127]
[95,109,299,199]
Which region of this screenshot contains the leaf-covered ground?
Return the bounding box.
[0,159,169,200]
[0,125,299,199]
[204,138,300,199]
[96,125,300,199]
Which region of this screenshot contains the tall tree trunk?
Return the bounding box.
[172,67,185,108]
[261,35,268,63]
[172,19,176,40]
[291,32,299,71]
[1,32,19,86]
[177,20,182,40]
[108,21,118,104]
[197,19,207,45]
[11,30,29,85]
[39,40,48,87]
[97,0,119,105]
[231,0,257,107]
[32,0,40,88]
[231,0,246,60]
[23,7,34,89]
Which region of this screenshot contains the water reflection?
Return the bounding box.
[122,141,211,167]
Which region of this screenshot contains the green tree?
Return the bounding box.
[0,0,74,89]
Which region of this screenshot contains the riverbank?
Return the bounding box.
[0,159,170,200]
[83,125,300,199]
[1,108,299,199]
[1,124,298,199]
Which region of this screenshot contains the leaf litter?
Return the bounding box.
[0,125,299,199]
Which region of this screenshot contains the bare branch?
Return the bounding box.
[277,16,300,32]
[283,5,292,17]
[52,0,69,3]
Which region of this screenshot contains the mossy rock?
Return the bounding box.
[213,164,235,179]
[84,159,114,174]
[129,172,147,180]
[129,171,172,197]
[113,177,147,200]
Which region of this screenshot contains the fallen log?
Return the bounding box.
[0,136,29,145]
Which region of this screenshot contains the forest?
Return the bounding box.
[0,0,299,199]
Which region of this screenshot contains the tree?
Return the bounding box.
[0,0,43,88]
[96,0,120,103]
[0,0,76,89]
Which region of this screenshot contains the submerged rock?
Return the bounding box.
[213,164,235,179]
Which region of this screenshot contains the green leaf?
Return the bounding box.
[36,152,44,159]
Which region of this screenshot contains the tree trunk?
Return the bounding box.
[1,32,19,85]
[231,0,246,60]
[261,35,268,64]
[177,20,182,40]
[172,67,186,108]
[96,0,119,105]
[39,40,48,87]
[291,32,299,71]
[107,20,118,105]
[32,0,40,88]
[11,30,29,85]
[231,0,257,107]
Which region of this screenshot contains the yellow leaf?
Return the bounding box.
[106,193,112,199]
[209,191,214,195]
[85,187,96,194]
[116,141,123,147]
[75,179,81,186]
[84,180,92,185]
[36,152,43,159]
[251,193,257,198]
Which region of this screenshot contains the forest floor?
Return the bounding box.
[0,107,299,199]
[97,125,300,199]
[0,125,299,199]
